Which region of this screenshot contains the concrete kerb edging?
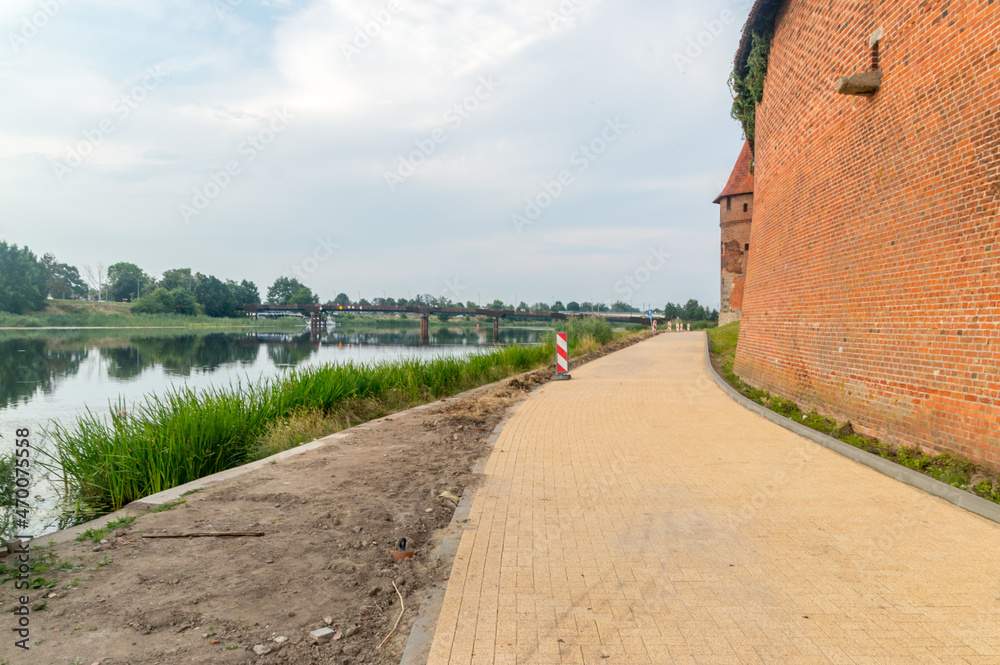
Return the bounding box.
[35,372,540,548]
[702,334,1000,526]
[399,404,520,665]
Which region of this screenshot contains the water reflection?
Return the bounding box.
[0,337,88,409]
[98,333,261,379]
[0,325,545,414]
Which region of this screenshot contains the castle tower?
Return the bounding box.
[713,141,754,326]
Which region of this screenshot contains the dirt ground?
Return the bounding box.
[0,334,649,665]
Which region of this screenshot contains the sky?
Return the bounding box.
[0,0,751,310]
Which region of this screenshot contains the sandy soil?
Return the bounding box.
[0,334,649,665]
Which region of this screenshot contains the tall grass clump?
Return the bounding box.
[48,343,553,512]
[0,452,15,540]
[551,317,614,354]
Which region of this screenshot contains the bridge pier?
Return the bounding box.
[420,314,430,344]
[493,317,499,344]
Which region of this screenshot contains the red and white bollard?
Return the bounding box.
[686,322,690,331]
[553,332,571,380]
[652,320,658,333]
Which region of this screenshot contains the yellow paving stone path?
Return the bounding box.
[425,333,1000,665]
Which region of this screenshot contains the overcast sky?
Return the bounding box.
[1,0,750,309]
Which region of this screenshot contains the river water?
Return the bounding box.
[0,323,546,537]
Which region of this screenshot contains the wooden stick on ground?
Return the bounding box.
[141,531,264,538]
[377,581,404,650]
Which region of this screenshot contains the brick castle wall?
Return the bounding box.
[734,0,1000,468]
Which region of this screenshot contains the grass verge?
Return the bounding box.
[707,322,1000,505]
[0,300,300,329]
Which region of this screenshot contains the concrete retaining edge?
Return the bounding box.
[398,405,518,665]
[703,333,1000,526]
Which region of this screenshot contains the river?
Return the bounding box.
[0,323,547,537]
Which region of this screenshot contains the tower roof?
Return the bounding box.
[713,141,754,204]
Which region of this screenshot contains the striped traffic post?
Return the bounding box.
[552,332,571,381]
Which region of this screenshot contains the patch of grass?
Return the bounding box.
[150,499,186,513]
[0,300,302,329]
[75,515,135,543]
[707,323,1000,506]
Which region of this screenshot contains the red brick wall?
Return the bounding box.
[735,0,1000,469]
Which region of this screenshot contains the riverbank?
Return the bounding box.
[0,332,652,665]
[707,323,1000,505]
[0,300,301,329]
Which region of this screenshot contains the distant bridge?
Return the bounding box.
[238,303,662,343]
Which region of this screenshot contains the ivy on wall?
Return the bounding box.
[728,31,773,157]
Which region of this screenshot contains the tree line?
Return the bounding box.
[0,241,718,321]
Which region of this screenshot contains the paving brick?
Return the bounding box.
[426,334,1000,664]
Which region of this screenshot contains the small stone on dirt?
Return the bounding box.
[333,630,343,641]
[324,616,333,625]
[424,508,433,513]
[275,635,288,643]
[344,625,359,638]
[253,644,272,655]
[353,526,362,534]
[310,627,336,643]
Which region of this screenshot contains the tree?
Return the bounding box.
[133,287,197,315]
[287,285,319,306]
[107,262,153,301]
[488,299,505,309]
[196,276,240,317]
[611,301,638,312]
[682,299,705,320]
[531,302,551,312]
[552,300,565,311]
[663,302,679,319]
[42,253,87,299]
[230,279,260,306]
[83,263,107,301]
[0,243,48,313]
[517,301,529,311]
[267,276,307,305]
[332,293,351,307]
[566,301,580,312]
[159,268,195,292]
[465,301,477,310]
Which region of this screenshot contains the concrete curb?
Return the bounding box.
[398,405,518,665]
[703,333,1000,526]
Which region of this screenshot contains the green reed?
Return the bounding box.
[47,344,552,512]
